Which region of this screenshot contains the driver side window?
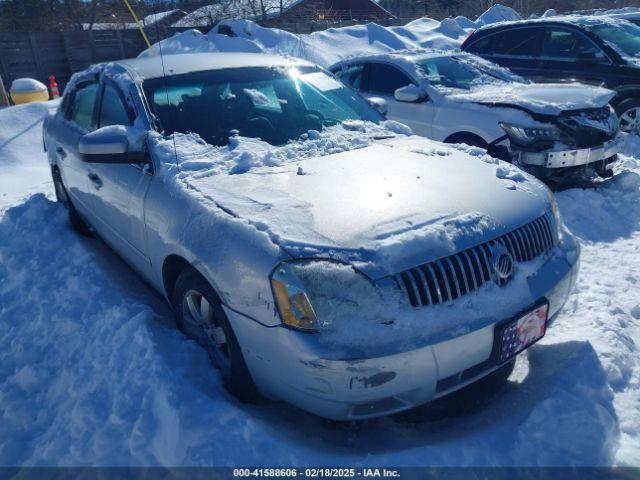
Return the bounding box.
[98,84,132,128]
[68,82,99,130]
[336,64,365,90]
[542,28,605,61]
[366,63,413,96]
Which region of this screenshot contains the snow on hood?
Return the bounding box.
[448,83,616,115]
[152,122,548,280]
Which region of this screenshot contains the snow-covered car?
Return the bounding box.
[329,51,623,180]
[43,53,580,420]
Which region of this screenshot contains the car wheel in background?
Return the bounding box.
[172,269,260,403]
[51,167,93,236]
[444,133,509,162]
[615,98,640,134]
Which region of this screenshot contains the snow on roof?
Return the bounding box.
[144,4,520,67]
[119,51,313,79]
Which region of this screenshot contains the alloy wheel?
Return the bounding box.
[181,289,231,376]
[619,106,640,134]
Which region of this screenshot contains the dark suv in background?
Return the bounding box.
[461,17,640,133]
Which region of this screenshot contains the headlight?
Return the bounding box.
[499,122,560,144]
[270,261,390,332]
[271,262,319,331]
[546,189,565,242]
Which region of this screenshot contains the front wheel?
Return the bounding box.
[615,98,640,134]
[172,269,260,402]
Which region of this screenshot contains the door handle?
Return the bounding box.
[56,147,66,159]
[88,172,102,189]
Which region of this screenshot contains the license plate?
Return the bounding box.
[498,303,548,363]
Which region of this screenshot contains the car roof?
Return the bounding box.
[113,52,316,80]
[331,49,457,67]
[472,15,623,34]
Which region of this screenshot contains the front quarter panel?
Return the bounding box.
[144,140,290,327]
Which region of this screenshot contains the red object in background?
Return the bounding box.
[49,75,59,99]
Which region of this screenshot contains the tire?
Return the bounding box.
[615,97,640,134]
[171,269,260,402]
[444,133,509,162]
[51,167,93,236]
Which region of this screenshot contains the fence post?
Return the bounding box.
[115,29,126,59]
[0,75,9,106]
[28,32,45,81]
[61,32,75,79]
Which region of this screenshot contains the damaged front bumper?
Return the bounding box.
[224,233,580,421]
[514,135,624,169]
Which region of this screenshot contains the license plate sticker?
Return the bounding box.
[500,304,548,362]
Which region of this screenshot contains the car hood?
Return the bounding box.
[186,137,550,279]
[447,82,615,116]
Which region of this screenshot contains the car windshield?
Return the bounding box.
[589,22,640,58]
[143,66,383,147]
[416,55,524,90]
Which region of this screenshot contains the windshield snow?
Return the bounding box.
[143,66,383,147]
[417,54,525,90]
[589,22,640,58]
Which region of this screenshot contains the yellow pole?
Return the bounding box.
[122,0,152,49]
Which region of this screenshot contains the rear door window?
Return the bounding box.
[69,82,99,130]
[366,63,413,95]
[467,27,544,57]
[542,27,604,61]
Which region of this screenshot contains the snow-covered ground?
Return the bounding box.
[1,96,639,466]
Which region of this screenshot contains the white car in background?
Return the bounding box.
[330,51,623,181]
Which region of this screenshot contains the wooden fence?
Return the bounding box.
[0,18,410,95]
[0,28,173,94]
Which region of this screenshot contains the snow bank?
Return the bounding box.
[141,4,521,67]
[0,101,57,211]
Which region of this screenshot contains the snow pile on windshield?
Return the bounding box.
[152,120,411,176]
[140,4,521,67]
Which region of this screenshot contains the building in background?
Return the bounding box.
[174,0,394,28]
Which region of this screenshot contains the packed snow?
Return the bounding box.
[141,4,521,67]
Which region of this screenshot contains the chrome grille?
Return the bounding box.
[394,213,556,308]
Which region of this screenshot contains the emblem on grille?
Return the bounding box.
[491,243,514,285]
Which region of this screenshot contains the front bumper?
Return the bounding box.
[515,135,623,169]
[225,234,580,421]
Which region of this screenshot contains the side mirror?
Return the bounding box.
[367,96,388,116]
[394,85,425,103]
[78,125,147,164]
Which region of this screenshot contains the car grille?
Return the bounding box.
[556,106,617,149]
[393,213,556,308]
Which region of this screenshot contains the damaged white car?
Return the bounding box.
[330,51,623,181]
[44,53,580,420]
